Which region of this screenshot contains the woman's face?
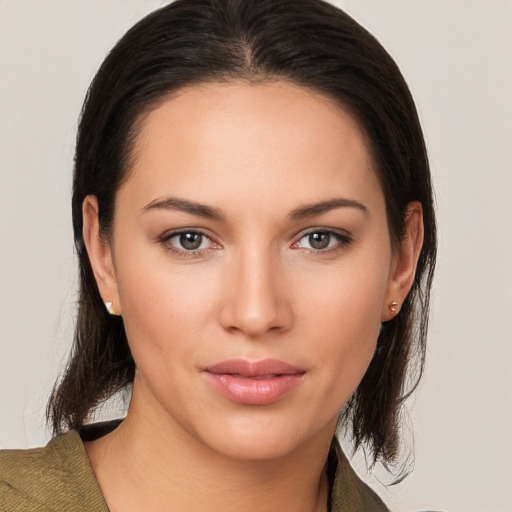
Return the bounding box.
[86,82,407,460]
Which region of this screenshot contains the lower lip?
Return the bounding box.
[204,372,304,405]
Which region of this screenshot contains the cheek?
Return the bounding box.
[310,288,381,385]
[296,248,389,333]
[114,248,221,367]
[302,310,380,423]
[115,261,225,422]
[294,254,390,403]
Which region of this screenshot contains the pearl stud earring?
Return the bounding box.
[105,301,116,315]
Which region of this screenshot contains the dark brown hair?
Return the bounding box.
[47,0,436,471]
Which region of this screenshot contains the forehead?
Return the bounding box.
[121,81,382,215]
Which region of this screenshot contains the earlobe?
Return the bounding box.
[382,201,424,322]
[82,196,122,316]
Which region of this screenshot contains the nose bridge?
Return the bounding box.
[219,241,290,337]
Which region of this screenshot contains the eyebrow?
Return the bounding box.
[143,196,368,222]
[289,198,368,220]
[143,197,225,221]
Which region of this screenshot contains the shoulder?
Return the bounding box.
[0,431,109,512]
[330,439,390,512]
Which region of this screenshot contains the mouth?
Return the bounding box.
[229,374,279,380]
[203,359,305,405]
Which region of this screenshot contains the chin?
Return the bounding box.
[191,410,333,462]
[207,432,302,462]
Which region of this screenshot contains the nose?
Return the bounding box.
[218,245,293,338]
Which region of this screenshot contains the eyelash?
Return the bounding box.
[158,229,219,258]
[157,228,353,257]
[292,228,353,254]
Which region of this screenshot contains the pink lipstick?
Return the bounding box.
[204,359,305,405]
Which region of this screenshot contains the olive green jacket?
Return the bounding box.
[1,428,388,511]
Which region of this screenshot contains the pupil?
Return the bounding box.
[180,233,202,250]
[309,232,330,250]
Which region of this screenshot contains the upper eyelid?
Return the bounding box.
[294,226,352,240]
[158,228,220,249]
[292,227,353,250]
[158,229,220,257]
[160,227,215,240]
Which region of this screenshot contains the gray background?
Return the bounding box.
[1,1,511,510]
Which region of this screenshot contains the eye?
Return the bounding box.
[292,229,352,252]
[304,232,333,250]
[175,232,206,251]
[159,230,219,254]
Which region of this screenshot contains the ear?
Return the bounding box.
[382,201,424,321]
[82,195,122,316]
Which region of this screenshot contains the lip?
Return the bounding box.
[203,359,305,405]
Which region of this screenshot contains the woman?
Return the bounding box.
[0,0,436,510]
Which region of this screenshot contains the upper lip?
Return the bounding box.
[205,359,304,377]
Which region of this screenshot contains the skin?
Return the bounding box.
[82,82,423,512]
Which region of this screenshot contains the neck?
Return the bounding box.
[85,379,335,512]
